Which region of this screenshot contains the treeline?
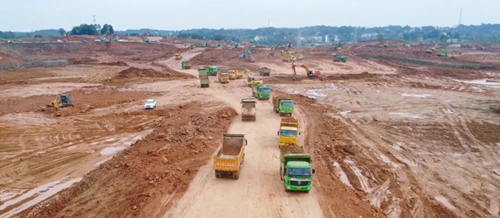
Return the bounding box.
[2,24,500,45]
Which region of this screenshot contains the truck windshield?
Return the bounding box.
[259,87,270,93]
[281,101,294,107]
[280,129,297,137]
[287,168,311,177]
[221,73,229,76]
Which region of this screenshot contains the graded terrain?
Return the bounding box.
[0,38,499,218]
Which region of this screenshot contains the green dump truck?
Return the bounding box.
[252,84,271,100]
[198,67,209,88]
[208,66,218,76]
[258,67,271,76]
[181,61,191,69]
[280,144,315,193]
[273,96,294,116]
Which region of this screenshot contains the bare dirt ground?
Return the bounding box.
[0,41,499,218]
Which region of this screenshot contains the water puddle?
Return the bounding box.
[339,111,351,116]
[332,162,353,189]
[456,79,500,88]
[435,195,457,211]
[0,178,82,218]
[100,146,126,155]
[390,112,425,119]
[401,93,432,98]
[94,157,113,167]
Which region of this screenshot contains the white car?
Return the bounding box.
[144,99,157,109]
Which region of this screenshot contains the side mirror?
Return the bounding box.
[245,139,248,145]
[299,132,302,135]
[277,131,280,136]
[312,169,316,174]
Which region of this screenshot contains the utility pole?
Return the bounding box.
[459,8,462,25]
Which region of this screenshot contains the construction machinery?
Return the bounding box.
[175,52,182,60]
[227,68,246,80]
[438,49,449,57]
[214,134,247,179]
[218,71,230,83]
[258,67,271,76]
[273,96,294,116]
[379,42,390,48]
[333,55,348,63]
[47,94,74,109]
[247,76,263,87]
[239,49,255,62]
[203,65,218,76]
[241,98,257,121]
[198,67,210,88]
[291,63,326,81]
[181,61,191,69]
[282,54,297,62]
[252,84,271,100]
[280,144,315,193]
[277,117,299,147]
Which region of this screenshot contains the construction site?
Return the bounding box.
[0,36,499,218]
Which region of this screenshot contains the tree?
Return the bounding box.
[440,34,449,43]
[58,28,66,36]
[71,24,98,35]
[101,24,114,35]
[377,33,385,44]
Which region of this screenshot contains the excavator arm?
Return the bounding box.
[291,63,325,81]
[291,63,310,80]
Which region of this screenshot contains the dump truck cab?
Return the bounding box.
[252,84,271,100]
[208,66,218,76]
[277,117,299,147]
[218,71,230,83]
[281,153,314,192]
[273,97,294,116]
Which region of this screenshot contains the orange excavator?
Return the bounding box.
[291,63,326,81]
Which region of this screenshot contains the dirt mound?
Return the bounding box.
[99,61,129,66]
[22,103,237,218]
[115,67,167,79]
[280,144,304,154]
[281,116,298,123]
[68,57,98,64]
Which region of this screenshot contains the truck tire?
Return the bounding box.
[305,190,310,193]
[215,171,221,178]
[234,170,240,180]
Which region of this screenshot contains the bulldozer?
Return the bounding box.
[291,63,326,81]
[47,94,73,109]
[379,42,390,48]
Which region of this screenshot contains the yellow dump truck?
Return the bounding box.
[213,134,248,179]
[277,117,299,148]
[175,52,182,60]
[218,71,230,83]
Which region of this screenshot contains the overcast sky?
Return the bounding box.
[1,0,499,32]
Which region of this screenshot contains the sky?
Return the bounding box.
[1,0,499,32]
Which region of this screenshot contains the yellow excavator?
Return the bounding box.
[246,70,263,87]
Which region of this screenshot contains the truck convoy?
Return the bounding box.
[213,134,247,179]
[252,84,271,100]
[241,98,257,121]
[277,117,299,147]
[280,144,315,193]
[273,95,295,116]
[198,67,209,88]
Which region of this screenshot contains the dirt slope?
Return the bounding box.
[21,103,237,218]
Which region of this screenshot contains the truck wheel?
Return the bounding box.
[215,171,220,178]
[305,190,310,193]
[234,170,240,180]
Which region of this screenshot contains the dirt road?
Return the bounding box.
[163,58,324,218]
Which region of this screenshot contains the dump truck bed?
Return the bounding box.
[280,117,298,128]
[213,134,246,172]
[279,144,306,163]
